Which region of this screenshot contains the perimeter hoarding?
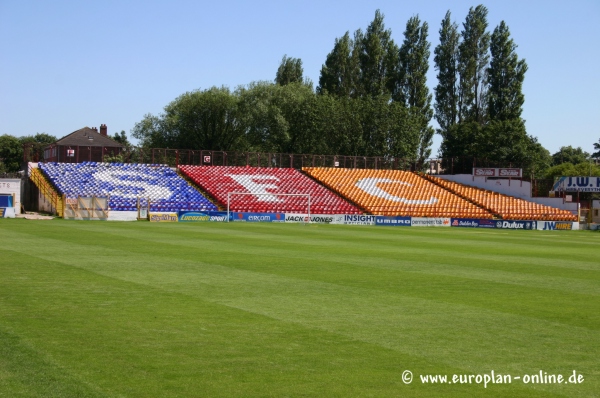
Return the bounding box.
[494,220,536,230]
[343,215,377,225]
[149,213,179,222]
[536,221,578,231]
[375,216,411,226]
[411,217,451,227]
[231,212,285,222]
[284,214,345,224]
[178,211,230,222]
[450,218,497,228]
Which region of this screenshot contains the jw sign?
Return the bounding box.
[553,176,600,192]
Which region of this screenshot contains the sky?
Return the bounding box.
[1,0,599,157]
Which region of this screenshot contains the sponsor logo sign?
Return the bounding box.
[495,220,536,230]
[553,176,600,192]
[411,217,451,227]
[0,208,4,217]
[232,212,285,222]
[344,214,376,225]
[284,214,344,224]
[537,221,573,231]
[375,216,412,226]
[149,212,178,222]
[473,168,523,178]
[178,211,211,222]
[450,218,497,228]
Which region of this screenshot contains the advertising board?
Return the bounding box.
[450,218,497,228]
[343,215,376,225]
[473,168,523,178]
[375,216,412,226]
[231,212,285,222]
[494,220,536,230]
[178,211,230,222]
[284,214,344,224]
[411,217,451,227]
[552,176,600,192]
[536,221,574,231]
[149,212,179,222]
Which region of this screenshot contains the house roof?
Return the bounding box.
[53,127,124,148]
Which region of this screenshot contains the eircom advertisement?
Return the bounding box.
[231,212,285,222]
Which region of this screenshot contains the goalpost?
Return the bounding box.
[226,192,311,223]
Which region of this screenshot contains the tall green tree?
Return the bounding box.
[356,10,399,98]
[487,21,527,121]
[317,32,359,97]
[458,5,490,125]
[397,15,434,164]
[275,55,304,86]
[434,11,460,152]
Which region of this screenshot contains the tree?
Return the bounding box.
[19,133,57,163]
[396,15,434,165]
[132,87,247,152]
[458,5,491,125]
[112,130,131,147]
[551,146,590,166]
[0,135,23,172]
[487,21,527,121]
[592,138,600,159]
[434,11,460,136]
[275,55,304,86]
[544,162,600,180]
[356,10,399,98]
[317,32,359,97]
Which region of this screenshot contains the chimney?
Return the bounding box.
[92,127,98,133]
[100,124,107,136]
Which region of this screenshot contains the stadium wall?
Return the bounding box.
[437,174,578,212]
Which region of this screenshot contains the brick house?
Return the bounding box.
[43,124,124,163]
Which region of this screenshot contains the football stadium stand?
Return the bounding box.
[425,175,578,221]
[302,167,494,218]
[39,162,217,212]
[179,166,362,214]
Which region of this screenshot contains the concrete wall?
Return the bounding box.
[0,178,22,215]
[438,175,531,198]
[437,174,579,212]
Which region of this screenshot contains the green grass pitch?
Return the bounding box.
[0,219,598,397]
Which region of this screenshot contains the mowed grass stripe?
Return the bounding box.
[2,222,598,329]
[1,222,598,332]
[0,220,597,396]
[1,248,555,398]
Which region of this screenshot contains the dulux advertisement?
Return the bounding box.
[494,220,536,230]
